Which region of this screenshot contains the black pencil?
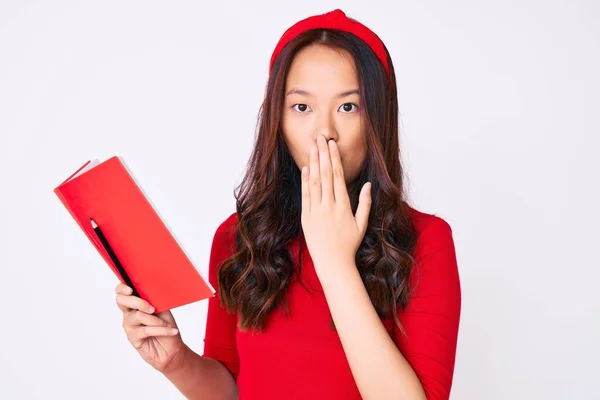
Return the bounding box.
[90,218,139,298]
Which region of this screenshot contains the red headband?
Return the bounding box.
[269,9,390,79]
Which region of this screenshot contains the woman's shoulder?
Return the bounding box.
[405,204,455,256]
[206,212,239,271]
[213,211,239,242]
[406,204,453,235]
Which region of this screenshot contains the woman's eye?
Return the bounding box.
[339,103,359,113]
[292,104,311,113]
[291,103,359,113]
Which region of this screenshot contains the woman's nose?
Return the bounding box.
[313,122,338,143]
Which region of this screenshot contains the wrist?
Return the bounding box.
[161,342,193,377]
[315,259,357,285]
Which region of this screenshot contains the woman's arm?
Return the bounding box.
[320,265,427,400]
[162,344,238,400]
[319,216,461,400]
[163,213,241,399]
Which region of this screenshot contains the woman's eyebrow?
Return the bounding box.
[285,88,360,98]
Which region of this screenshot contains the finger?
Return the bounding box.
[328,139,351,209]
[128,325,179,345]
[116,283,132,295]
[355,182,372,235]
[116,302,129,314]
[115,284,134,312]
[309,140,321,205]
[116,293,155,315]
[317,135,334,204]
[301,165,310,213]
[124,310,173,328]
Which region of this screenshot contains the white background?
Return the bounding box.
[1,1,598,399]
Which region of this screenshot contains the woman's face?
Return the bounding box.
[281,44,367,186]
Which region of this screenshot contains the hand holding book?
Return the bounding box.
[115,281,189,374]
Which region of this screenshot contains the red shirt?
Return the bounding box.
[202,206,461,399]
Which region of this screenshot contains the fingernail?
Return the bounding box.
[148,306,155,313]
[171,328,179,334]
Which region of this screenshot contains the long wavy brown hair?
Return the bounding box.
[218,28,419,334]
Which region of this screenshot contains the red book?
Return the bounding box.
[54,156,215,313]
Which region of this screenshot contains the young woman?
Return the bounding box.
[115,9,461,400]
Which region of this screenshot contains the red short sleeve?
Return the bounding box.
[202,213,240,379]
[394,215,462,400]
